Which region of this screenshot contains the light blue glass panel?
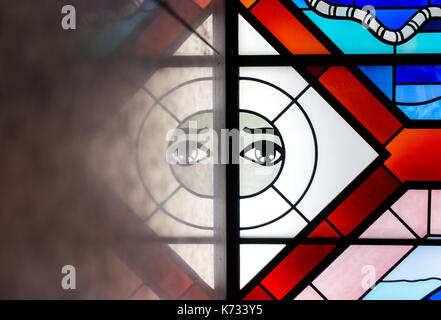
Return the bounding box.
[364,246,441,300]
[398,101,441,119]
[291,0,308,8]
[384,246,441,280]
[303,11,394,54]
[397,33,441,54]
[396,85,441,103]
[364,279,441,300]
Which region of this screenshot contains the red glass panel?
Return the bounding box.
[251,0,330,54]
[319,67,402,144]
[308,221,341,238]
[243,285,273,300]
[261,245,335,300]
[386,129,441,181]
[327,167,400,236]
[306,66,327,77]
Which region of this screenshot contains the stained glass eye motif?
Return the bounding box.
[238,66,378,240]
[239,111,286,197]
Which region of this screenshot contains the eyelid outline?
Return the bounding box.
[243,127,278,135]
[171,140,212,166]
[240,140,284,166]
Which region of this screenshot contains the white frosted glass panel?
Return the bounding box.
[240,187,291,229]
[240,244,285,288]
[296,88,378,220]
[163,188,213,228]
[148,210,213,237]
[240,79,292,120]
[239,15,279,55]
[170,244,215,288]
[240,67,308,104]
[273,105,316,205]
[240,209,307,238]
[174,15,214,56]
[146,67,213,99]
[161,78,213,121]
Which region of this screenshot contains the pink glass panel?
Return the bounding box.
[360,210,415,239]
[294,286,324,300]
[312,245,412,300]
[391,190,428,238]
[431,190,441,235]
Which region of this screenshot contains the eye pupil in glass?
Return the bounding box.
[239,111,286,198]
[242,140,283,167]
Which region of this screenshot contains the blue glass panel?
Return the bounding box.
[396,85,441,103]
[364,246,441,300]
[304,11,393,54]
[355,0,428,7]
[359,66,393,99]
[398,100,441,119]
[397,33,441,54]
[298,1,441,54]
[327,0,354,4]
[363,279,441,300]
[374,9,418,30]
[428,288,441,300]
[396,66,441,83]
[422,20,441,31]
[381,246,441,281]
[291,0,308,8]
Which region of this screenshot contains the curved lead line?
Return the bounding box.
[396,95,441,106]
[306,0,441,45]
[382,277,441,283]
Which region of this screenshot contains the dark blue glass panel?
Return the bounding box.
[396,66,441,84]
[428,288,441,300]
[326,0,354,4]
[355,0,428,7]
[422,20,441,31]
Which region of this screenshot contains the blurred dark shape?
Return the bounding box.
[0,0,225,299]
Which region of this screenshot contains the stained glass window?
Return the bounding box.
[11,0,441,302]
[232,0,441,301]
